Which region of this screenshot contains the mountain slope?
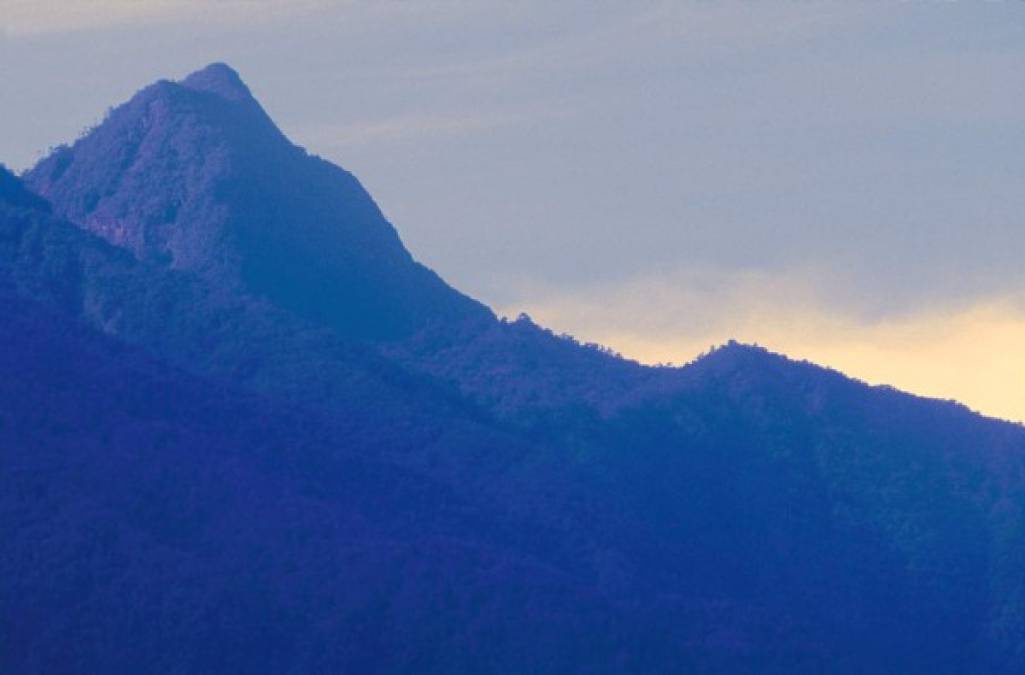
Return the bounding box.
[3,162,488,455]
[0,172,649,674]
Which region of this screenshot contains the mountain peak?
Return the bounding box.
[180,62,252,102]
[22,65,491,340]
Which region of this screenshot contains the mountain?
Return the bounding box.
[24,63,490,340]
[5,66,1025,674]
[0,166,649,674]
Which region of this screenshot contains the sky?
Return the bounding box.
[2,0,1024,422]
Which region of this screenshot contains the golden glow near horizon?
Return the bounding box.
[504,280,1025,424]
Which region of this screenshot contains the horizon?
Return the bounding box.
[3,1,1022,422]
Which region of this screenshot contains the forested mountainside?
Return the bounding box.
[0,289,641,675]
[4,64,1025,674]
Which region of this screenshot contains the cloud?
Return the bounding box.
[637,0,876,51]
[0,0,337,36]
[297,110,535,148]
[500,271,1025,423]
[0,0,533,37]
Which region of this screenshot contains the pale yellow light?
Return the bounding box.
[613,302,1025,424]
[505,281,1025,424]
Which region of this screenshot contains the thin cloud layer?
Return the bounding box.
[300,110,539,148]
[1,0,337,35]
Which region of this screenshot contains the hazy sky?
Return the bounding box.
[2,0,1024,421]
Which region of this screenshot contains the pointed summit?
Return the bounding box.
[180,62,253,102]
[24,65,490,340]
